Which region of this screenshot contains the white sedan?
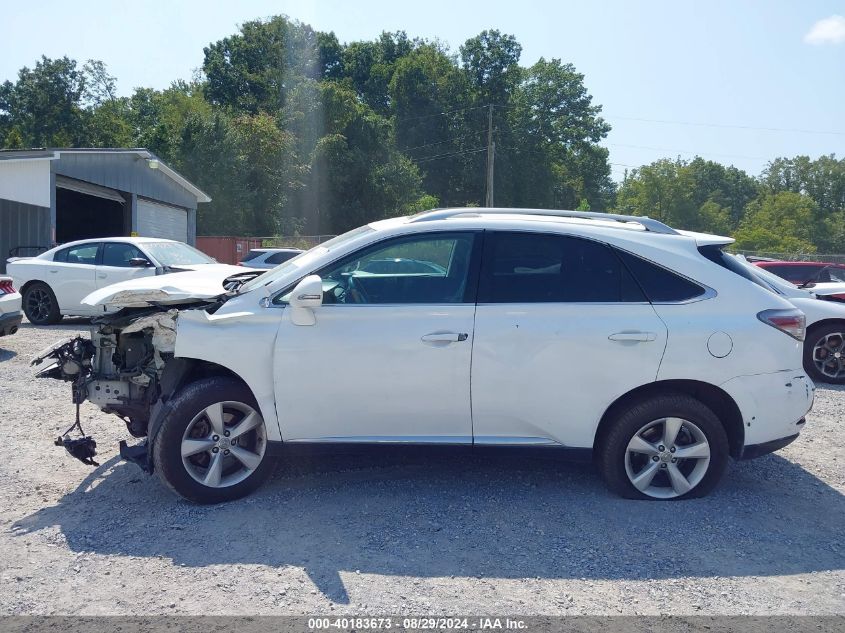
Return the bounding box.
[0,276,22,336]
[7,237,252,325]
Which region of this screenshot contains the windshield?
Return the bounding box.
[238,225,377,293]
[144,242,216,266]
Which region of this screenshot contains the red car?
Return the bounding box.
[753,260,845,286]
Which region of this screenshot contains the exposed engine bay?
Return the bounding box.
[31,301,221,467]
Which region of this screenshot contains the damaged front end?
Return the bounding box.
[31,268,264,470]
[32,304,211,470]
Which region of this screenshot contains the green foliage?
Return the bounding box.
[18,18,844,251]
[615,157,759,233]
[733,192,818,254]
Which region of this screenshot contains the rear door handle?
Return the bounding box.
[608,331,657,342]
[97,273,107,279]
[421,332,469,343]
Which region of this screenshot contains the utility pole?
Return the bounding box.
[485,104,495,207]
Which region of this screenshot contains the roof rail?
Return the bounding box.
[409,207,679,235]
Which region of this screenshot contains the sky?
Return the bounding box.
[2,0,844,181]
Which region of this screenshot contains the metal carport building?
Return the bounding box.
[0,148,211,273]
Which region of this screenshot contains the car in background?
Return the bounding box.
[0,276,22,337]
[7,237,254,325]
[238,248,303,269]
[732,255,845,384]
[754,260,845,286]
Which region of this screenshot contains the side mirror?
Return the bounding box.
[129,257,152,267]
[289,275,323,326]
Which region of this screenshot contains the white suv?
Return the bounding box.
[32,209,814,503]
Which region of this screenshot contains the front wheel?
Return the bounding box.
[598,393,729,500]
[152,377,275,503]
[804,323,845,384]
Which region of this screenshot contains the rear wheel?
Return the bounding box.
[804,323,845,385]
[23,282,60,325]
[598,393,729,500]
[152,377,275,503]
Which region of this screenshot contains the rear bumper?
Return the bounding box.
[720,370,814,448]
[0,311,22,336]
[739,431,800,460]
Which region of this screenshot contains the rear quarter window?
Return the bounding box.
[615,249,706,303]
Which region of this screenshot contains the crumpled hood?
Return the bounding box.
[81,265,262,308]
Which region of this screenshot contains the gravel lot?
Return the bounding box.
[1,320,843,616]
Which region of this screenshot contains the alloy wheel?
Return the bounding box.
[26,288,52,322]
[180,401,266,488]
[812,332,845,380]
[624,417,711,499]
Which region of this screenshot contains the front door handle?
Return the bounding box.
[97,273,107,279]
[608,331,657,342]
[421,332,469,344]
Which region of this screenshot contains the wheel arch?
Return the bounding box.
[594,379,745,459]
[148,358,266,453]
[806,317,845,335]
[20,279,50,295]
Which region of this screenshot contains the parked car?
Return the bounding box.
[32,208,813,503]
[754,260,845,286]
[731,255,845,384]
[0,276,22,337]
[238,248,303,269]
[7,237,255,325]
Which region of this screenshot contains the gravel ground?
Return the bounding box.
[1,320,843,616]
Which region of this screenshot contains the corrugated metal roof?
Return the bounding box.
[0,148,211,203]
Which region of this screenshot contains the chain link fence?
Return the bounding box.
[259,235,337,249]
[734,250,845,264]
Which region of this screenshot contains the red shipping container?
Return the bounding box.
[196,236,263,265]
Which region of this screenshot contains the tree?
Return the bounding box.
[614,157,758,233]
[460,30,522,106]
[733,192,818,254]
[0,56,87,146]
[202,16,337,114]
[761,155,845,251]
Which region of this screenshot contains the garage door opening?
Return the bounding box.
[56,187,127,243]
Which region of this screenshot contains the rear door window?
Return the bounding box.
[477,232,645,303]
[54,243,100,265]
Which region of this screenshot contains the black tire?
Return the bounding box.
[597,393,729,500]
[22,282,61,325]
[152,377,275,504]
[803,323,845,385]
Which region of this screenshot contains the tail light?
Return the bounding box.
[757,308,806,341]
[0,279,15,295]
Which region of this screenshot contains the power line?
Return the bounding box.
[393,105,488,125]
[605,142,764,161]
[605,115,845,136]
[410,147,487,164]
[400,127,486,153]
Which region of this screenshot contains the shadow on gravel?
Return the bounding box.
[0,347,17,362]
[11,448,845,603]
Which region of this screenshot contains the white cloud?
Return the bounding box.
[804,14,845,45]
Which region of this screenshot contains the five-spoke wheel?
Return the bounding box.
[598,393,729,500]
[624,417,711,499]
[805,324,845,384]
[180,401,266,489]
[153,377,275,503]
